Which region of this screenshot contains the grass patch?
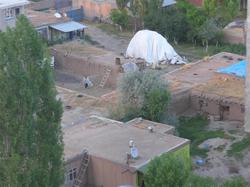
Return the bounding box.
[84,34,100,45]
[227,135,250,159]
[97,23,133,38]
[172,43,209,62]
[178,115,227,157]
[172,43,246,63]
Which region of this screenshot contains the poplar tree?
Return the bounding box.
[0,16,64,187]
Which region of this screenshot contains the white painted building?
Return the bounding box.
[0,0,29,31]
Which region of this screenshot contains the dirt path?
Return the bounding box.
[85,24,130,55]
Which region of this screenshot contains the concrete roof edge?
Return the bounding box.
[90,115,124,125]
[134,139,190,170]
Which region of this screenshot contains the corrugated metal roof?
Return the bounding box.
[50,21,87,33]
[162,0,176,7]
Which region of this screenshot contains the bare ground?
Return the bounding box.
[85,24,130,55]
[193,120,250,182]
[55,70,114,98]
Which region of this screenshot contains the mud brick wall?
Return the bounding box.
[168,89,191,115]
[52,49,120,88]
[191,92,244,122]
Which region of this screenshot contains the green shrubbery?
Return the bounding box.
[144,4,189,42]
[177,116,228,157]
[143,0,240,49]
[145,154,190,187]
[110,9,129,30]
[145,153,249,187]
[227,135,250,158]
[210,43,246,56]
[110,70,170,122]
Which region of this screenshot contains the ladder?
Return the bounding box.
[99,67,111,88]
[73,150,89,187]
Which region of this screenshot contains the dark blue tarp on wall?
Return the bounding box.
[66,8,84,22]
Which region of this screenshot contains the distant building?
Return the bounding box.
[0,0,29,31]
[72,0,117,20]
[27,10,87,42]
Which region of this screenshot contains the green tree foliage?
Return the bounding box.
[142,89,170,122]
[198,18,223,51]
[222,177,248,187]
[114,70,170,122]
[144,154,190,187]
[110,9,129,30]
[144,1,189,42]
[144,155,249,187]
[129,0,148,30]
[203,0,217,17]
[184,175,217,187]
[221,0,240,21]
[0,16,64,187]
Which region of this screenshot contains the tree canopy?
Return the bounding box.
[144,154,190,187]
[110,70,170,122]
[0,16,64,187]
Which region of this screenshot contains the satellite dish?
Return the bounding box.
[131,147,138,159]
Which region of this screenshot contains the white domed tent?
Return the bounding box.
[126,30,185,66]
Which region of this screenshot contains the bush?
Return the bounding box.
[222,177,248,187]
[110,9,129,30]
[142,88,170,122]
[112,70,170,122]
[197,18,223,51]
[184,175,217,187]
[145,154,190,187]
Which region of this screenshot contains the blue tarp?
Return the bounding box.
[217,60,247,78]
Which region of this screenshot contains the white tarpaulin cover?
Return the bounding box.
[126,30,185,66]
